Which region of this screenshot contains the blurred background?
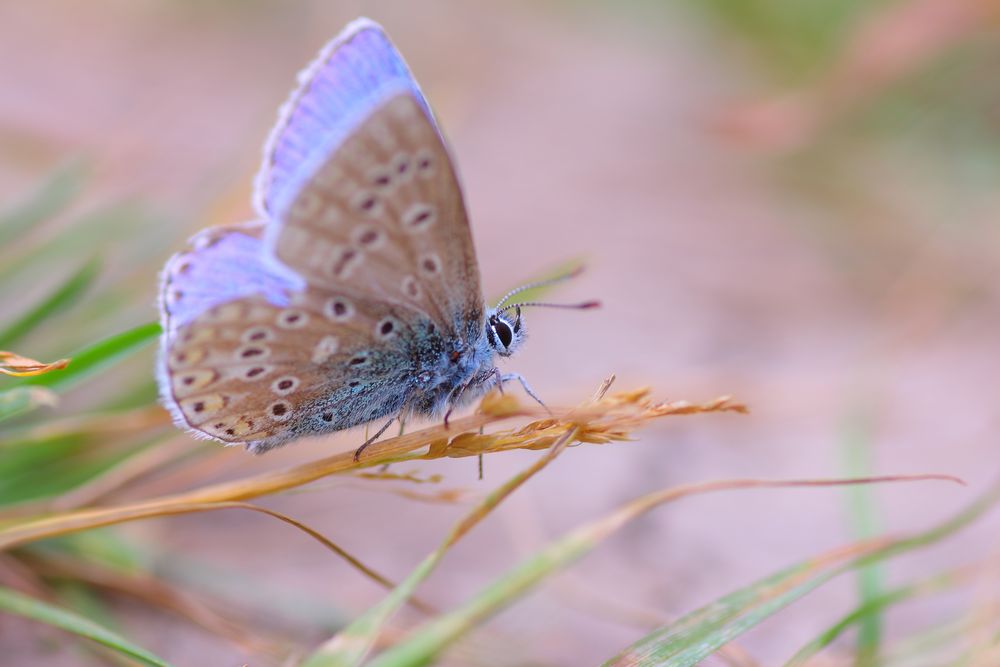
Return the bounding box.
[2,0,999,664]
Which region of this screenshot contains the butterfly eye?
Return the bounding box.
[493,320,513,349]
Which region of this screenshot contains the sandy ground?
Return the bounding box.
[2,1,999,665]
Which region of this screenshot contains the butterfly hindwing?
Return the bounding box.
[160,226,433,451]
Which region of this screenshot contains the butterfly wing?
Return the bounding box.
[255,18,432,218]
[160,224,432,452]
[268,92,484,340]
[158,20,487,452]
[258,18,483,338]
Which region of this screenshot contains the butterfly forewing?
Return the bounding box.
[255,18,430,218]
[270,92,483,337]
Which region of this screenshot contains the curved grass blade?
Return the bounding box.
[0,585,171,667]
[784,565,976,666]
[0,386,58,422]
[365,475,960,667]
[15,322,160,392]
[299,428,578,667]
[0,160,86,248]
[0,257,101,348]
[603,479,995,667]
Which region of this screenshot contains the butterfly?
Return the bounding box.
[157,18,596,458]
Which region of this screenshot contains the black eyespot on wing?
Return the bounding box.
[494,321,513,348]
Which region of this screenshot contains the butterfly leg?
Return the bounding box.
[443,381,472,429]
[499,372,551,415]
[353,416,397,462]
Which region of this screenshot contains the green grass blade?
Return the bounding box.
[841,404,884,661]
[603,482,997,667]
[0,258,102,348]
[785,569,962,666]
[0,160,86,247]
[0,203,144,286]
[16,322,161,393]
[299,430,577,667]
[363,477,956,667]
[0,586,172,667]
[0,386,58,423]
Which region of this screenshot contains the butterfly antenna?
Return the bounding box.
[494,266,585,309]
[498,299,600,315]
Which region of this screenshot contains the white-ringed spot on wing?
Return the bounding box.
[312,335,340,363]
[312,164,345,188]
[402,203,436,232]
[276,309,309,329]
[328,246,363,279]
[368,118,395,151]
[180,327,215,345]
[191,231,221,250]
[171,256,193,277]
[165,287,184,306]
[401,275,421,299]
[180,393,228,422]
[375,317,399,341]
[210,415,257,439]
[169,348,205,369]
[419,253,442,277]
[415,148,435,177]
[352,225,384,250]
[369,167,393,189]
[347,352,369,367]
[173,368,218,394]
[319,205,342,227]
[241,326,275,343]
[391,153,413,182]
[203,302,245,323]
[240,364,274,381]
[268,400,293,422]
[248,304,277,321]
[291,191,322,219]
[271,375,300,396]
[352,190,381,217]
[323,297,354,322]
[235,344,271,361]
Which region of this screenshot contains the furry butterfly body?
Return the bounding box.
[158,19,587,454]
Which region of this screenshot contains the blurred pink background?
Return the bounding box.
[3,1,999,664]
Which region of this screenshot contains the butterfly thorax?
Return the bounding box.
[403,313,498,417]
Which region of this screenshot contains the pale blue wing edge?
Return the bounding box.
[252,17,434,219]
[158,222,305,336]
